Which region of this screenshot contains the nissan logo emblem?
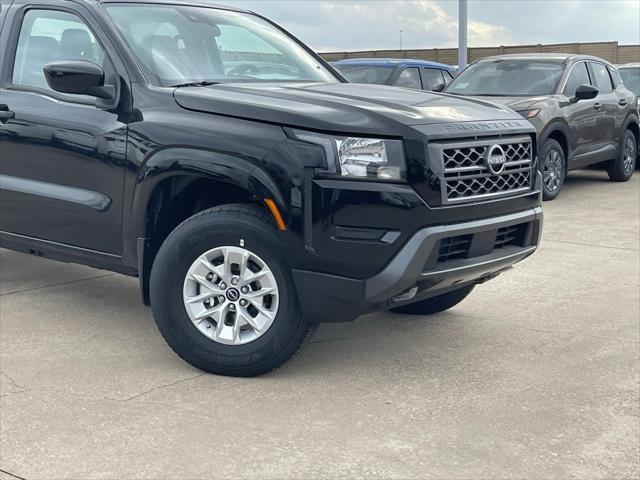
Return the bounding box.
[486,144,507,174]
[226,288,240,302]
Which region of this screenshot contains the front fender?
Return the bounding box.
[538,119,571,157]
[538,119,570,144]
[129,147,287,233]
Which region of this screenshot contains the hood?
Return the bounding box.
[173,82,523,136]
[457,95,553,111]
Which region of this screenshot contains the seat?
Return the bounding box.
[18,36,59,88]
[143,35,206,82]
[60,28,94,60]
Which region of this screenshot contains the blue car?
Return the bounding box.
[331,58,457,91]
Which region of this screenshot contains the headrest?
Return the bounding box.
[60,28,93,59]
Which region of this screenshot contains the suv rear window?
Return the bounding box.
[394,67,421,89]
[608,67,622,87]
[421,68,445,90]
[590,62,613,93]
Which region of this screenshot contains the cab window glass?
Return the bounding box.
[395,67,421,89]
[563,62,590,97]
[590,62,613,94]
[12,9,106,91]
[421,68,445,90]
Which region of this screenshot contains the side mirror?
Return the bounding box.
[44,60,114,100]
[572,84,598,102]
[432,82,446,92]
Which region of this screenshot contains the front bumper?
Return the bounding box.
[293,207,543,323]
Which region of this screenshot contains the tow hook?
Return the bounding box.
[391,286,419,303]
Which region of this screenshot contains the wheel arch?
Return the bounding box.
[623,113,639,144]
[539,121,570,170]
[130,147,287,305]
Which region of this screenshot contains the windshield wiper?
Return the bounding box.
[171,81,221,88]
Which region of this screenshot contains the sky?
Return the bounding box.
[229,0,640,52]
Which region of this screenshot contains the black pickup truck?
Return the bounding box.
[0,0,543,376]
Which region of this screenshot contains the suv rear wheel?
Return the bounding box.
[541,138,566,201]
[150,204,316,377]
[390,285,475,315]
[607,129,636,182]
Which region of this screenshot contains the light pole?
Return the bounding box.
[458,0,468,69]
[399,29,404,51]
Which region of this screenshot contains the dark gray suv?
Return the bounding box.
[445,54,639,200]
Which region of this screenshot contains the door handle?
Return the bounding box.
[618,99,628,106]
[593,102,603,110]
[0,105,14,124]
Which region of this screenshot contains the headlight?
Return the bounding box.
[290,130,405,181]
[516,109,540,119]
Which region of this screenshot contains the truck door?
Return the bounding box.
[0,1,127,255]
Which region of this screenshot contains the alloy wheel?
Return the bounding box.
[623,136,636,175]
[543,149,563,192]
[182,246,279,345]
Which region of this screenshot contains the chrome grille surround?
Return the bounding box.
[429,136,534,204]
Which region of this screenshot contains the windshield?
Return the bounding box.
[446,60,564,96]
[332,65,397,85]
[619,67,640,96]
[104,4,339,86]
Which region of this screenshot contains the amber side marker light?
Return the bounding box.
[264,198,286,231]
[516,109,540,119]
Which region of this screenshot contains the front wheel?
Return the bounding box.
[149,204,316,377]
[541,138,566,201]
[607,130,636,182]
[390,285,475,315]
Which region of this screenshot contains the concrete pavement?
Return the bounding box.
[1,170,638,479]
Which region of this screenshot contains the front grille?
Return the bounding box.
[442,143,531,170]
[494,223,527,249]
[436,137,534,204]
[437,234,472,263]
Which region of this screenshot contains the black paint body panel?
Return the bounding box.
[0,89,127,253]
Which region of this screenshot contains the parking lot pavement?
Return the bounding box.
[0,170,638,480]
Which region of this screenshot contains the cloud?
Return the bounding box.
[468,0,640,46]
[395,1,514,48]
[468,20,512,46]
[229,0,640,51]
[232,0,514,51]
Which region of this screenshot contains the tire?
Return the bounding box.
[607,129,637,182]
[540,138,566,201]
[390,285,475,315]
[149,204,316,377]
